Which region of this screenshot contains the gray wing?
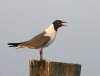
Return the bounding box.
[20,32,50,49]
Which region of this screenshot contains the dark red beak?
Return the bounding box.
[61,21,68,27]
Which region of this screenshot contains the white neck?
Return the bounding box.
[44,24,57,47]
[45,24,56,34]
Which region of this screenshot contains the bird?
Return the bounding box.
[8,20,67,60]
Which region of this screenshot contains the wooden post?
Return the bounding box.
[29,59,81,76]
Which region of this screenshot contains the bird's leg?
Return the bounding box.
[40,48,43,60]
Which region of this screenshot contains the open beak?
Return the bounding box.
[61,21,68,27]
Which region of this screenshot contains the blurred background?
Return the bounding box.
[0,0,100,76]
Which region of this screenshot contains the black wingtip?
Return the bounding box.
[8,45,15,47]
[7,43,22,47]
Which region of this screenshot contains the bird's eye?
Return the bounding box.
[57,21,59,23]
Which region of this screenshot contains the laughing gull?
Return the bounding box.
[8,20,67,60]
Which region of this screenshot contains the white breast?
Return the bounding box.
[44,24,57,47]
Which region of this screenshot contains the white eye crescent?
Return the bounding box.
[57,21,59,23]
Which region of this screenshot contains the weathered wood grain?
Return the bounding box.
[29,60,81,76]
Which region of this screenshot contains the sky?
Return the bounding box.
[0,0,100,76]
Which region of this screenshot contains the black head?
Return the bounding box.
[53,20,67,31]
